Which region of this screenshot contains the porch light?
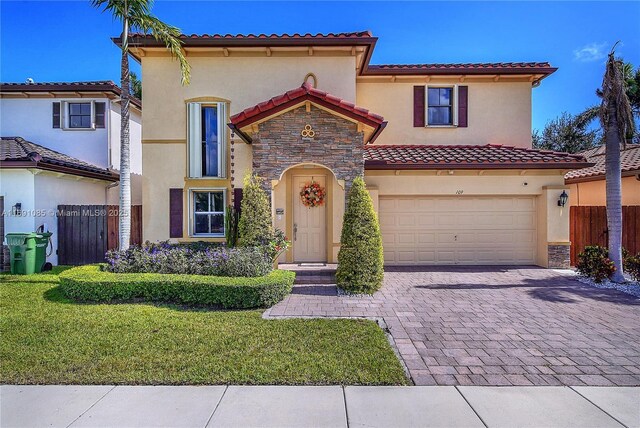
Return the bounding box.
[12,203,22,215]
[557,191,568,207]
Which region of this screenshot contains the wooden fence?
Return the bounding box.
[57,205,142,265]
[570,205,640,266]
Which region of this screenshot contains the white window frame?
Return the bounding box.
[425,85,458,127]
[61,100,97,130]
[187,102,227,178]
[189,188,226,237]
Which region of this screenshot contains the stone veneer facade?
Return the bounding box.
[548,243,571,269]
[250,105,365,188]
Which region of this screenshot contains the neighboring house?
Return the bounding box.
[0,81,143,267]
[565,144,640,206]
[125,31,591,268]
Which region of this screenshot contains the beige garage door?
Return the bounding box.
[379,196,537,265]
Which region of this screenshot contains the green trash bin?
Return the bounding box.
[6,233,36,275]
[34,232,53,273]
[5,232,52,275]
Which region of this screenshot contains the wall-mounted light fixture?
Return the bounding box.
[557,190,568,207]
[12,203,22,215]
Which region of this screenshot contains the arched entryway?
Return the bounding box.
[273,163,345,264]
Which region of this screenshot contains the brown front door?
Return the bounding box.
[293,175,327,262]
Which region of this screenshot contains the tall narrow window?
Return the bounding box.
[192,190,225,236]
[188,102,226,178]
[201,105,219,177]
[95,102,106,128]
[427,87,453,126]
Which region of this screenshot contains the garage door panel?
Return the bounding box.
[398,215,417,227]
[380,196,537,265]
[378,213,397,228]
[418,233,436,244]
[418,215,436,227]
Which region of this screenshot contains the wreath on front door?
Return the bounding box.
[300,181,325,208]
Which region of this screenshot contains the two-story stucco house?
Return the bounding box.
[125,31,590,268]
[0,81,142,266]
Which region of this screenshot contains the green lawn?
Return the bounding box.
[0,268,407,385]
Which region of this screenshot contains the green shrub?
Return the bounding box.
[225,204,239,247]
[336,176,384,294]
[105,243,272,277]
[238,173,273,247]
[576,245,616,283]
[60,265,295,309]
[624,252,640,282]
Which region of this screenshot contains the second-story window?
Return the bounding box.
[427,87,453,126]
[69,103,92,128]
[201,105,219,177]
[52,101,106,129]
[187,102,227,178]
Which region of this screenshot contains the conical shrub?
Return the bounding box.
[336,176,384,293]
[238,173,273,247]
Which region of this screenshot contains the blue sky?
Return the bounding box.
[2,1,639,131]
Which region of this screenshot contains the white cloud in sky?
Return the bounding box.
[573,42,608,62]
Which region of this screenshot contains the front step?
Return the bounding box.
[294,275,336,285]
[279,264,337,284]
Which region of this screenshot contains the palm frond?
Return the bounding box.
[576,105,599,128]
[600,51,636,145]
[131,14,191,85]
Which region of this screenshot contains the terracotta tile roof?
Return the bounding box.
[229,83,387,143]
[565,144,640,181]
[134,31,373,40]
[116,31,556,81]
[365,62,557,76]
[364,144,592,170]
[121,31,376,49]
[0,137,118,181]
[0,81,142,108]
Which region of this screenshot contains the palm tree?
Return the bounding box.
[92,0,190,250]
[600,45,635,282]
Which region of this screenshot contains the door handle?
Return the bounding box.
[293,223,297,241]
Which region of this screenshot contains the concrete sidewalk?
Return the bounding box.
[1,385,638,428]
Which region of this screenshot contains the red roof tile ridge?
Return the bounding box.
[131,31,373,39]
[369,62,553,69]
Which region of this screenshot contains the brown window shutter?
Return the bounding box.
[95,102,106,128]
[169,188,183,238]
[458,86,468,128]
[233,188,243,214]
[413,86,425,127]
[52,102,61,128]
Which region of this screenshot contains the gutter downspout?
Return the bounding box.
[105,180,120,206]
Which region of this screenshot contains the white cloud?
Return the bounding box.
[573,42,608,62]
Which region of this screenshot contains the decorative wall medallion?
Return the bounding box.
[301,124,315,138]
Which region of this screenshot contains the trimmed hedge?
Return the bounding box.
[59,265,295,309]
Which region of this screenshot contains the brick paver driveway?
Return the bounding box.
[265,266,640,386]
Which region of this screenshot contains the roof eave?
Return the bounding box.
[362,66,558,77]
[230,96,384,131]
[0,160,119,181]
[364,161,592,170]
[565,169,640,184]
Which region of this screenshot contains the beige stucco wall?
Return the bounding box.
[141,55,356,143]
[142,143,187,243]
[568,175,640,206]
[364,170,564,196]
[357,81,532,147]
